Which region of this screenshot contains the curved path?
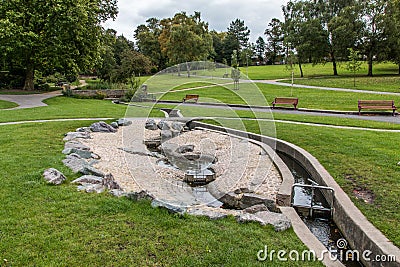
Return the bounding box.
[256,79,400,96]
[0,90,62,110]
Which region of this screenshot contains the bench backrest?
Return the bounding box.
[358,100,395,107]
[274,97,298,104]
[185,94,199,99]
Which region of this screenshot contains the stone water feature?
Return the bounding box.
[53,118,291,232]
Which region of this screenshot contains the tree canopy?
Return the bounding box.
[0,0,118,90]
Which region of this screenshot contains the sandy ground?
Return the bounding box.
[80,119,282,206]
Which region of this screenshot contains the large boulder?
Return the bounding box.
[151,199,186,214]
[62,148,92,159]
[145,119,158,130]
[43,168,66,185]
[186,208,228,220]
[64,140,90,151]
[117,118,132,126]
[126,190,154,201]
[102,173,121,190]
[80,165,105,177]
[90,121,117,133]
[239,193,277,211]
[62,154,88,173]
[71,175,103,185]
[77,184,105,193]
[219,192,240,208]
[237,211,291,232]
[63,131,91,141]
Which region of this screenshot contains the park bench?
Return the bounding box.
[358,100,396,116]
[272,97,299,109]
[183,94,199,103]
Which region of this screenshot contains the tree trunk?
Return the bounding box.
[23,64,35,90]
[367,51,373,77]
[299,61,303,78]
[331,52,338,76]
[398,63,400,75]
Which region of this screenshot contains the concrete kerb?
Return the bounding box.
[280,207,345,267]
[189,120,400,267]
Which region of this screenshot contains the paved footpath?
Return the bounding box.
[0,90,62,109]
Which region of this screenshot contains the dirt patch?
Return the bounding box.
[344,174,375,204]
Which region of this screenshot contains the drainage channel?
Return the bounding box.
[277,151,363,267]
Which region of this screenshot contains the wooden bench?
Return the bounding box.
[272,97,298,109]
[358,100,396,116]
[182,94,199,103]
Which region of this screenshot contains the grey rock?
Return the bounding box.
[239,193,276,211]
[90,121,117,133]
[43,168,66,185]
[64,140,90,151]
[237,211,291,231]
[145,119,158,130]
[160,130,172,141]
[62,155,88,173]
[126,190,154,201]
[76,127,91,133]
[157,120,170,130]
[234,188,242,194]
[63,131,91,141]
[63,148,92,159]
[77,183,105,193]
[102,173,121,190]
[219,192,240,208]
[110,122,119,129]
[71,175,103,185]
[243,204,270,214]
[171,122,185,131]
[186,208,228,220]
[170,129,180,138]
[80,165,105,177]
[176,144,194,154]
[240,187,252,194]
[151,199,186,214]
[109,189,126,197]
[117,118,132,126]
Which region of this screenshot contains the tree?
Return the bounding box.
[111,49,152,83]
[210,31,226,63]
[134,18,166,70]
[384,0,400,74]
[255,37,266,63]
[0,0,118,90]
[358,0,388,76]
[346,48,362,87]
[158,12,213,75]
[264,18,283,64]
[314,0,361,76]
[282,0,329,77]
[224,19,250,65]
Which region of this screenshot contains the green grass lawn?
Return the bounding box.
[0,121,319,266]
[246,62,399,80]
[0,100,18,109]
[282,75,400,93]
[159,82,400,111]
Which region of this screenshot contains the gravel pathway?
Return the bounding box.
[0,90,62,109]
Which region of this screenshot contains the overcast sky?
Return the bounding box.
[103,0,289,43]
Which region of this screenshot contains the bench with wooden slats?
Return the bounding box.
[182,94,199,103]
[358,100,396,116]
[272,97,299,109]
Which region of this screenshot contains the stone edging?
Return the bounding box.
[189,120,400,267]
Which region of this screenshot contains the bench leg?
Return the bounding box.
[294,104,297,110]
[358,108,361,116]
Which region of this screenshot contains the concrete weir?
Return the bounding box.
[189,121,400,267]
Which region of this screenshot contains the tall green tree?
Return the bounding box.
[358,0,388,76]
[264,18,283,65]
[224,19,250,65]
[255,36,266,63]
[134,18,166,70]
[282,0,329,77]
[0,0,118,90]
[384,0,400,74]
[158,12,213,75]
[314,0,360,75]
